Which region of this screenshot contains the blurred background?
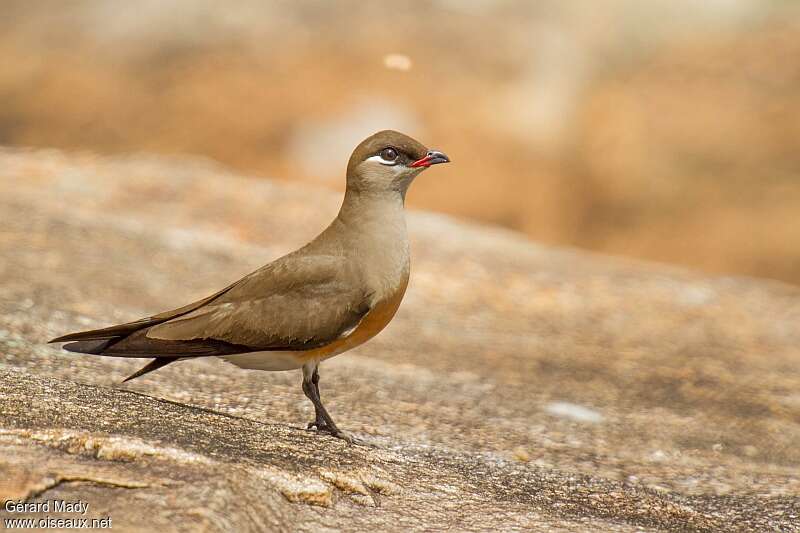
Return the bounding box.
[2,0,799,284]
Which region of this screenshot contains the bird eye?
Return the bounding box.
[380,148,398,162]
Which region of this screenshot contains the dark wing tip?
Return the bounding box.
[50,332,118,343]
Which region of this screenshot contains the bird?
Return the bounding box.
[50,130,450,442]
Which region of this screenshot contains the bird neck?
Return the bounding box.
[337,189,406,227]
[335,189,410,300]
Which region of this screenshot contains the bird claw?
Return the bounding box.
[307,420,329,431]
[306,421,365,445]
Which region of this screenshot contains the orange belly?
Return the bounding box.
[300,273,409,363]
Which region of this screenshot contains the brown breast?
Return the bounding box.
[301,272,409,362]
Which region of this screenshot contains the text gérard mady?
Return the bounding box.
[4,500,112,529]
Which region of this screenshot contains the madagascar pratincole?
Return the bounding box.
[50,130,450,442]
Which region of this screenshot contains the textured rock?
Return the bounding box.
[0,147,799,531]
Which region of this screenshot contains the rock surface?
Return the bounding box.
[1,147,799,531]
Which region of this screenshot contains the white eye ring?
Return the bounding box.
[366,154,399,166]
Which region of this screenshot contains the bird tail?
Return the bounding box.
[52,319,183,382]
[59,337,179,382]
[121,358,178,382]
[63,338,118,354]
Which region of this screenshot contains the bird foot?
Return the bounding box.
[306,421,364,445]
[306,420,330,431]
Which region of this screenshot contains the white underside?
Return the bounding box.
[221,350,308,371]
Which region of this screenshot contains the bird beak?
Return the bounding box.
[410,150,450,168]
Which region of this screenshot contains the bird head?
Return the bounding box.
[346,130,449,195]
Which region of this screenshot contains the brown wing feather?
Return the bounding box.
[53,252,372,360]
[144,254,370,350]
[49,279,242,343]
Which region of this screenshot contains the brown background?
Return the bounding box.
[1,0,799,284]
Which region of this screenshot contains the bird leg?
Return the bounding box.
[302,364,355,443]
[305,367,327,430]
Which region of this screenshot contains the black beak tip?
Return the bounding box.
[428,150,450,165]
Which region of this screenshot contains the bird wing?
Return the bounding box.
[50,281,243,343]
[98,253,372,357]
